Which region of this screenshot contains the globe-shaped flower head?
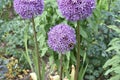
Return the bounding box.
[48,24,76,53]
[14,0,44,19]
[57,0,95,21]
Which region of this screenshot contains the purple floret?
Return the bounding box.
[57,0,95,21]
[14,0,44,19]
[47,24,76,53]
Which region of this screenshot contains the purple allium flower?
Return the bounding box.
[14,0,44,19]
[47,24,76,53]
[57,0,95,21]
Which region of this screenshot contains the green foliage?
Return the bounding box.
[103,25,120,80]
[84,0,120,79]
[0,58,8,80]
[0,0,12,9]
[0,0,120,80]
[0,18,30,68]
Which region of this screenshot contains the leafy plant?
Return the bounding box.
[0,57,8,80]
[0,0,120,80]
[103,25,120,80]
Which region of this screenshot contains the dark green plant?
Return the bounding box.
[103,25,120,80]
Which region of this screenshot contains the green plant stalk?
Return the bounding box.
[24,26,34,71]
[74,21,80,80]
[31,17,41,80]
[107,0,112,44]
[108,0,112,11]
[60,54,63,80]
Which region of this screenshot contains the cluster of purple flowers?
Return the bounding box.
[14,0,44,19]
[14,0,95,53]
[47,24,76,53]
[57,0,95,21]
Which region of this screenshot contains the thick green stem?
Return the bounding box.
[107,0,112,44]
[108,0,112,11]
[74,21,80,80]
[31,17,41,80]
[60,54,63,80]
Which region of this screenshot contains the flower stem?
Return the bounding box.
[108,0,112,11]
[31,17,41,80]
[60,54,63,80]
[74,21,80,80]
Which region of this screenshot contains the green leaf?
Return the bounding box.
[103,55,120,69]
[110,75,120,80]
[106,38,120,54]
[65,51,70,61]
[80,27,88,39]
[107,25,120,34]
[41,47,48,57]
